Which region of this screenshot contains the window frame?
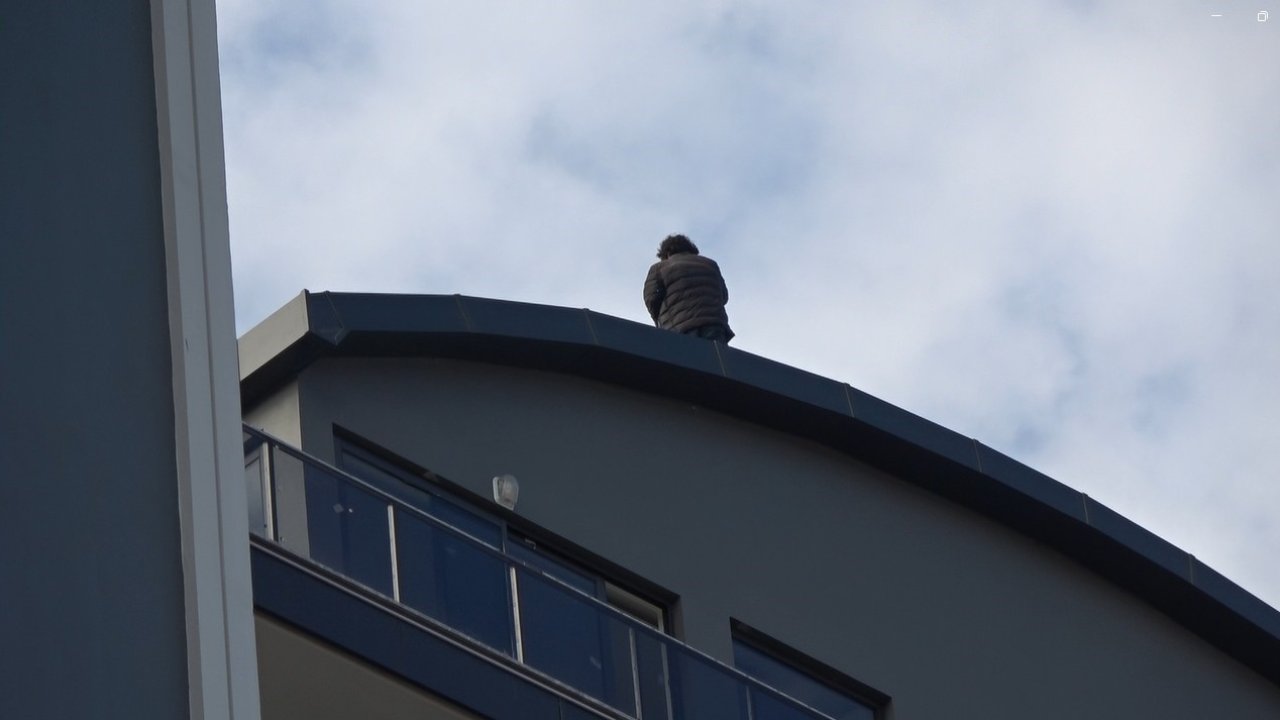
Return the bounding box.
[731,620,888,720]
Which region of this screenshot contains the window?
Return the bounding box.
[332,434,673,715]
[333,434,669,629]
[335,441,503,547]
[732,623,883,720]
[507,532,667,631]
[330,430,670,604]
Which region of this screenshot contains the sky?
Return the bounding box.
[216,2,1279,611]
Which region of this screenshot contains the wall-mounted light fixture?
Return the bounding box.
[492,474,520,510]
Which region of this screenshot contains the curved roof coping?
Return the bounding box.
[239,290,1280,686]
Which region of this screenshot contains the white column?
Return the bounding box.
[151,0,262,718]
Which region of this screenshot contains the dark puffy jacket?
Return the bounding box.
[643,252,733,339]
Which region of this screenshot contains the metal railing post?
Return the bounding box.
[387,505,401,602]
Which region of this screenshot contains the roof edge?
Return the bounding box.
[238,290,312,381]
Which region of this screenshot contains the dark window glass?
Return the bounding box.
[516,567,637,716]
[303,463,394,596]
[394,509,514,655]
[733,639,875,720]
[244,453,267,537]
[507,535,599,596]
[667,646,749,720]
[634,630,673,720]
[561,703,615,720]
[333,435,675,701]
[336,441,666,632]
[339,446,502,547]
[750,689,824,720]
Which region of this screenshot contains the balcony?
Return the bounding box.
[244,426,841,720]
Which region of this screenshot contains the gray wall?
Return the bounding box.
[0,2,188,717]
[245,380,303,447]
[266,357,1280,720]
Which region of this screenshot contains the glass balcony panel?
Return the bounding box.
[244,453,267,538]
[394,509,514,656]
[734,641,873,720]
[750,688,829,720]
[425,495,504,548]
[507,538,599,596]
[604,618,637,715]
[294,459,394,597]
[634,630,673,720]
[340,449,503,547]
[667,646,750,720]
[560,701,614,720]
[251,431,854,720]
[516,567,637,716]
[270,446,310,555]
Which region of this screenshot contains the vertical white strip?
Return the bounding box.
[151,0,261,718]
[261,448,275,540]
[510,567,525,663]
[628,628,642,719]
[661,644,675,720]
[387,505,401,602]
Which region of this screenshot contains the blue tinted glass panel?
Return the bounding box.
[303,465,393,596]
[244,454,267,537]
[668,646,748,720]
[733,641,874,720]
[507,538,599,596]
[634,630,672,720]
[339,447,502,547]
[395,509,514,655]
[516,568,636,716]
[560,702,609,720]
[750,688,825,720]
[428,495,503,547]
[300,463,341,565]
[340,451,434,504]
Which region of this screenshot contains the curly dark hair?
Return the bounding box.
[657,234,699,260]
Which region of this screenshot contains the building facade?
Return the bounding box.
[3,2,257,718]
[239,291,1280,720]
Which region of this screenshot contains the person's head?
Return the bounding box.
[657,234,699,260]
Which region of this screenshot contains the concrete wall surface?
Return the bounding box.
[1,1,259,717]
[0,2,190,718]
[253,357,1280,719]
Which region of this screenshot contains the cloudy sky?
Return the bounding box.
[216,2,1279,610]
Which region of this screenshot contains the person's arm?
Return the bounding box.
[643,263,665,322]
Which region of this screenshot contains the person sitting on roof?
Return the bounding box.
[643,234,735,344]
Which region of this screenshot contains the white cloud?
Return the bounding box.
[218,1,1280,607]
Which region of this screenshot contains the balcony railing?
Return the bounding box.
[244,426,837,720]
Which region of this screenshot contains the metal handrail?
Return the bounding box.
[248,535,635,720]
[243,424,838,720]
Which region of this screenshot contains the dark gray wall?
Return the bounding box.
[244,380,302,447]
[0,3,189,718]
[265,357,1280,720]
